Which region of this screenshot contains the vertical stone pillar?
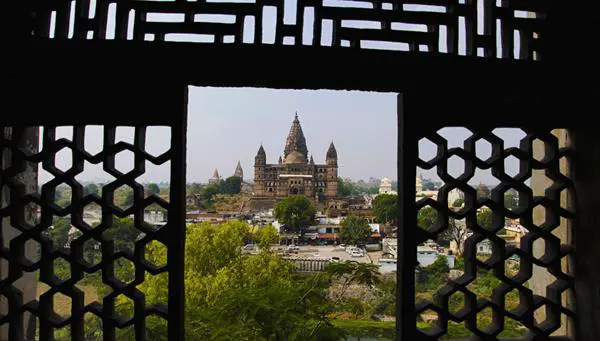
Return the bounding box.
[569,129,600,341]
[0,127,39,340]
[530,129,574,337]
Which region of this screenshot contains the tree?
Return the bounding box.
[417,206,438,231]
[203,184,220,202]
[477,209,493,230]
[146,183,161,196]
[101,217,142,253]
[84,183,100,196]
[422,181,436,191]
[45,217,71,249]
[416,255,450,291]
[220,176,242,194]
[254,225,279,249]
[124,188,134,207]
[127,221,378,341]
[439,218,469,255]
[339,216,372,246]
[338,178,379,196]
[372,194,397,225]
[337,177,355,197]
[274,195,316,233]
[452,198,464,208]
[187,183,202,196]
[504,193,518,211]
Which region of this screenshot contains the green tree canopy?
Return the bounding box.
[203,184,220,202]
[337,178,379,197]
[339,216,372,246]
[274,195,316,233]
[125,221,381,341]
[477,209,493,230]
[220,176,242,195]
[146,183,161,196]
[101,217,142,253]
[254,225,279,249]
[337,177,355,197]
[84,183,100,196]
[45,217,71,249]
[504,193,518,211]
[452,198,464,208]
[187,183,203,196]
[422,181,436,191]
[417,206,438,231]
[372,194,398,225]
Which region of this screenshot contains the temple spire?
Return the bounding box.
[234,161,243,179]
[284,113,308,158]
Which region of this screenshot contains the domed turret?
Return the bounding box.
[284,150,307,164]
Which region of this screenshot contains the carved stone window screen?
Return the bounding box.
[31,0,546,60]
[398,93,576,340]
[0,123,186,341]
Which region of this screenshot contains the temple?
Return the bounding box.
[253,113,338,200]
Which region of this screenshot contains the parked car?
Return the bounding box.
[350,250,364,258]
[287,244,300,251]
[243,244,255,250]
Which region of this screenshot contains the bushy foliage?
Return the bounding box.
[274,195,316,233]
[372,194,398,225]
[116,221,381,340]
[339,216,372,246]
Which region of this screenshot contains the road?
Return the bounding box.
[294,245,372,263]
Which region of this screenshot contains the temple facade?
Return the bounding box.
[253,114,338,200]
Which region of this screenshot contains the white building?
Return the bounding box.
[379,177,397,195]
[447,188,463,207]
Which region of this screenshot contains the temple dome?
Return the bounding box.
[284,151,307,164]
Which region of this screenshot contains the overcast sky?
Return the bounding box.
[187,87,398,182]
[38,87,526,186]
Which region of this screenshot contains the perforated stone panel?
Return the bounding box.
[0,125,182,341]
[31,0,546,60]
[414,128,575,340]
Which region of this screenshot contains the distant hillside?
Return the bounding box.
[212,193,252,212]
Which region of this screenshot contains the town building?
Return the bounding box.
[379,177,397,195]
[253,113,338,200]
[234,161,243,180]
[208,168,220,184]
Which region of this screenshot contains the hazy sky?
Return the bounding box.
[39,87,526,186]
[188,88,397,182]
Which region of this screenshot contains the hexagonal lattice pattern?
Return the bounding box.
[29,0,547,61]
[0,126,176,341]
[414,128,575,339]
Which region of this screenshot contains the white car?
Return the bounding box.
[350,250,364,258]
[346,246,361,254]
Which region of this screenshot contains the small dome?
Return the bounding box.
[285,151,307,164]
